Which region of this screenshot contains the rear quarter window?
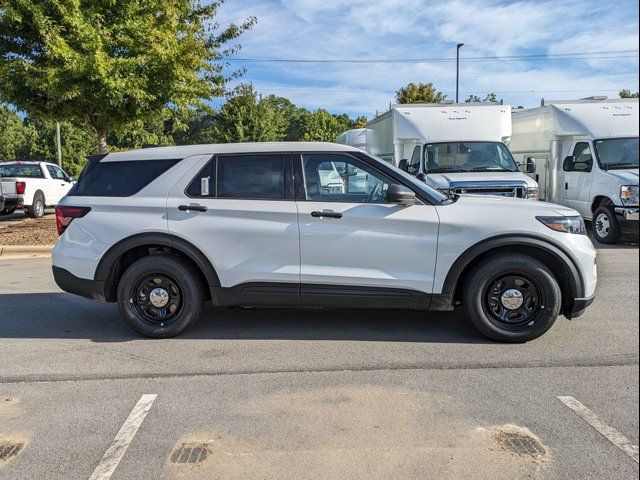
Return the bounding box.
[69,159,180,197]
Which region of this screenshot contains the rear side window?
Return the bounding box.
[0,164,44,178]
[69,159,179,197]
[186,154,286,200]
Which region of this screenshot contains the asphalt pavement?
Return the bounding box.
[0,242,638,479]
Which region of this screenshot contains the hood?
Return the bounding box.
[453,194,577,217]
[426,171,537,190]
[600,168,639,185]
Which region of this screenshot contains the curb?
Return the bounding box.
[0,245,54,258]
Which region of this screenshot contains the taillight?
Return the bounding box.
[16,181,26,195]
[55,206,91,235]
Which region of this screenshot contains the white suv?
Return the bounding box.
[52,142,597,342]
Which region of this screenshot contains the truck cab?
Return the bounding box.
[511,98,639,243]
[337,103,540,201]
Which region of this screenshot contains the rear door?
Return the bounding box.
[166,153,301,304]
[295,153,440,307]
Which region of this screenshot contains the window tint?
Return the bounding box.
[217,155,285,199]
[0,164,44,178]
[302,154,393,203]
[69,159,179,197]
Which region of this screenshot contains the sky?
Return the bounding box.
[214,0,640,118]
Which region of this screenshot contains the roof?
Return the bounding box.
[0,161,54,166]
[102,142,360,162]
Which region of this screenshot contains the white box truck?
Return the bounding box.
[337,103,540,200]
[510,97,639,243]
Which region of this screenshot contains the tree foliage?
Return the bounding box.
[619,89,640,98]
[0,0,255,152]
[395,82,446,104]
[465,93,499,103]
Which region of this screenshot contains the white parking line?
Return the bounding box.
[88,394,158,480]
[557,396,639,463]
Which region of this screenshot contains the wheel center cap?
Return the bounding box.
[149,288,169,308]
[501,289,524,310]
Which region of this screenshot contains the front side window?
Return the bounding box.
[47,165,66,180]
[423,142,519,173]
[186,155,286,200]
[566,143,593,172]
[302,154,392,203]
[594,137,639,170]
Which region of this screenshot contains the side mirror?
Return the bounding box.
[563,156,575,171]
[398,159,409,172]
[416,172,427,183]
[525,157,536,174]
[386,184,417,205]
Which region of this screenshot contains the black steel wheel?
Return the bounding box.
[117,255,205,338]
[463,253,561,342]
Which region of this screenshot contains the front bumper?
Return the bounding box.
[52,266,107,302]
[615,206,639,221]
[569,294,596,319]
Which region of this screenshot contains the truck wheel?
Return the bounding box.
[463,253,562,342]
[592,205,621,244]
[117,255,205,338]
[27,192,45,218]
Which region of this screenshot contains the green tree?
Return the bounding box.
[395,82,446,104]
[465,93,498,103]
[302,109,345,142]
[0,0,255,153]
[208,84,288,142]
[619,89,640,98]
[0,104,35,162]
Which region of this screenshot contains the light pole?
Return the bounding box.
[456,43,464,103]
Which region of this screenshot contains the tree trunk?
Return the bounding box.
[97,131,108,154]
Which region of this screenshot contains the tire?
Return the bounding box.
[117,255,205,338]
[27,192,45,218]
[463,253,562,342]
[592,205,621,244]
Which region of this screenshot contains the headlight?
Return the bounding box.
[527,188,540,200]
[620,185,639,206]
[537,216,586,235]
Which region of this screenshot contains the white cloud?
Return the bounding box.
[214,0,639,116]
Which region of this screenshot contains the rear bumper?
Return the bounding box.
[52,266,107,302]
[569,294,596,319]
[2,195,24,209]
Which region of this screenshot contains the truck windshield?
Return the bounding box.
[593,138,639,170]
[423,142,519,173]
[0,164,43,178]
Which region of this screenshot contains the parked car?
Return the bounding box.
[0,178,5,213]
[52,142,597,342]
[510,97,639,243]
[336,103,540,200]
[0,161,75,217]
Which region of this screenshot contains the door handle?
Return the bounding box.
[565,182,568,190]
[311,210,342,219]
[178,204,208,212]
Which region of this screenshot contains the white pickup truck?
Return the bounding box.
[0,161,75,218]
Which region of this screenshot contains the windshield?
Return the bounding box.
[423,142,519,173]
[0,163,43,178]
[593,137,639,170]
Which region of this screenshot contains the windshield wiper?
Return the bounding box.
[428,167,470,173]
[471,166,518,172]
[603,162,639,169]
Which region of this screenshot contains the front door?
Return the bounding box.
[166,153,300,302]
[45,164,73,204]
[295,153,440,307]
[562,142,594,217]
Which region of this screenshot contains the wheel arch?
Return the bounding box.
[591,195,613,213]
[94,232,220,302]
[442,234,585,317]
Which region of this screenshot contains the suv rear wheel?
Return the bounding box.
[117,255,205,338]
[463,253,562,342]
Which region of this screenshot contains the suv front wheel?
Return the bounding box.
[463,253,562,342]
[117,255,205,338]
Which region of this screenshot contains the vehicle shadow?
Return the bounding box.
[0,292,492,344]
